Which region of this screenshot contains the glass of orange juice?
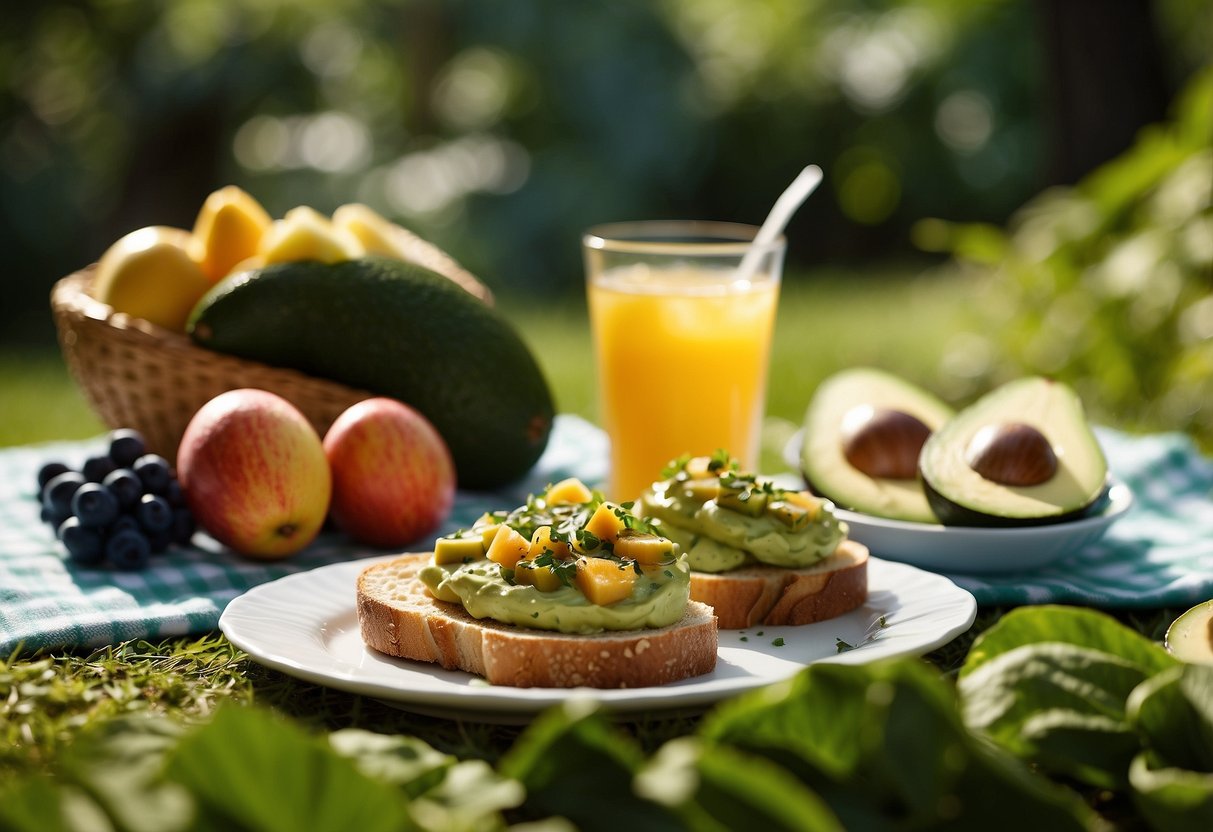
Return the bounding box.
[584,221,785,501]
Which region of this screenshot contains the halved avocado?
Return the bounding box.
[801,368,954,523]
[919,377,1108,527]
[1166,599,1213,665]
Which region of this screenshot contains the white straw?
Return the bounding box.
[734,164,823,283]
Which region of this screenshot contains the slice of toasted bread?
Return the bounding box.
[689,539,869,629]
[356,553,718,688]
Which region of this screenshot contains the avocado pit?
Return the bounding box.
[965,422,1058,487]
[841,405,931,480]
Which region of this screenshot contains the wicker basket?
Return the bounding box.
[51,268,373,459]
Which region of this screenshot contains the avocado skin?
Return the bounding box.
[917,377,1108,528]
[188,257,554,489]
[922,476,1108,528]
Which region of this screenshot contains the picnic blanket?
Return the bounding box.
[1,416,1210,654]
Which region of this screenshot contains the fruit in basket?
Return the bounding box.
[190,185,272,283]
[334,202,493,303]
[188,258,554,489]
[918,377,1109,526]
[92,227,215,332]
[33,428,197,569]
[177,389,331,559]
[323,397,455,547]
[258,206,363,265]
[801,367,954,523]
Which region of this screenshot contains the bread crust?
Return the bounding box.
[689,539,869,629]
[356,553,718,688]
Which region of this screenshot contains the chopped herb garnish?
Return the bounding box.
[739,636,749,642]
[836,638,855,653]
[772,637,785,647]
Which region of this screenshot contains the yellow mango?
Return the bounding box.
[785,490,824,522]
[528,526,572,560]
[190,186,272,283]
[434,534,486,564]
[259,206,364,265]
[584,501,628,543]
[514,560,563,592]
[545,477,593,505]
[92,226,213,332]
[574,556,636,606]
[485,525,529,570]
[331,203,410,257]
[612,531,674,564]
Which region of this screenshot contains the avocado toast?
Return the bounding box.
[638,453,869,629]
[356,479,717,688]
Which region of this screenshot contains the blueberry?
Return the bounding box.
[37,461,71,491]
[136,493,173,533]
[43,471,87,516]
[42,505,70,532]
[164,480,187,508]
[106,528,151,570]
[103,468,143,510]
[82,455,117,483]
[71,483,120,528]
[133,454,172,495]
[59,517,106,566]
[110,514,141,536]
[146,527,173,554]
[108,429,147,468]
[171,508,196,545]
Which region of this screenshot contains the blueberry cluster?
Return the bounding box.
[37,429,196,570]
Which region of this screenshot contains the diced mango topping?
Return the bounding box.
[485,525,529,570]
[679,478,719,503]
[574,556,636,606]
[785,490,824,521]
[478,523,503,550]
[765,500,811,531]
[515,561,564,592]
[584,501,628,543]
[434,534,487,564]
[717,485,768,517]
[544,477,594,505]
[612,531,675,564]
[684,456,715,479]
[528,525,572,560]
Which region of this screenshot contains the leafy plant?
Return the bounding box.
[924,66,1213,447]
[956,605,1212,831]
[3,607,1210,831]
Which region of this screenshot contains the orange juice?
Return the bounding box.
[588,263,780,500]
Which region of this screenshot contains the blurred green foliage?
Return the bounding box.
[4,0,1207,348]
[922,67,1213,448]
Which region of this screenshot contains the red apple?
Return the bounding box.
[323,397,455,548]
[177,389,331,559]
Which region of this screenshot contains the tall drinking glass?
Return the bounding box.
[584,221,784,501]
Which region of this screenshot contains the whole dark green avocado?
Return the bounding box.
[188,257,554,489]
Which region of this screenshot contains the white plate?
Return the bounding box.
[782,430,1134,574]
[220,556,976,722]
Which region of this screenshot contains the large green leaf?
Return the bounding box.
[327,729,455,797]
[700,658,1097,831]
[1129,754,1213,832]
[498,702,681,832]
[1127,664,1213,773]
[165,705,413,832]
[960,606,1177,680]
[959,641,1149,787]
[0,777,114,832]
[636,738,842,832]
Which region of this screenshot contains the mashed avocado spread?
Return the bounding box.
[638,452,847,573]
[419,478,689,634]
